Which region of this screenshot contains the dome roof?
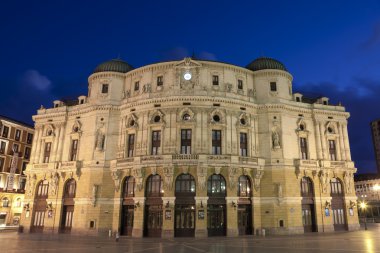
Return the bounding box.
[246,57,287,72]
[93,59,134,74]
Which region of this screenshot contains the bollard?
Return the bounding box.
[115,232,120,242]
[261,228,265,237]
[108,230,112,238]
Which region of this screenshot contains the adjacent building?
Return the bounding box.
[0,115,34,226]
[21,57,359,237]
[371,119,380,174]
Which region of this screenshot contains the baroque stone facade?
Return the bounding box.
[21,57,359,236]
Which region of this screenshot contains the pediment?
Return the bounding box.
[175,57,202,68]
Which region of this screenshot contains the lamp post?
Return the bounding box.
[360,201,367,230]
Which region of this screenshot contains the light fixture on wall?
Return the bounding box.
[200,201,203,208]
[165,201,170,208]
[134,201,140,210]
[231,201,237,209]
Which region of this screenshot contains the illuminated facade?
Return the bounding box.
[0,115,34,226]
[21,57,359,236]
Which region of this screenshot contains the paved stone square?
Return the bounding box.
[1,224,379,253]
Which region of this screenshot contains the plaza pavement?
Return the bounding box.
[1,224,379,253]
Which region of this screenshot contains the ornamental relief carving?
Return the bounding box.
[111,170,122,192]
[319,170,330,193]
[163,166,174,191]
[197,166,208,190]
[132,167,144,191]
[253,168,264,191]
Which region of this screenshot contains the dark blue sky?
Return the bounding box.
[1,0,380,173]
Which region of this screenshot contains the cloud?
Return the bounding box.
[360,21,380,50]
[198,51,217,61]
[295,78,380,174]
[21,70,51,91]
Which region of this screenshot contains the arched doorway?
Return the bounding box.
[300,177,317,232]
[237,175,252,235]
[31,180,49,233]
[207,174,226,236]
[60,179,76,233]
[121,176,135,236]
[330,178,347,231]
[175,174,196,237]
[144,174,163,237]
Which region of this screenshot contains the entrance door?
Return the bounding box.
[207,204,226,236]
[31,180,49,233]
[238,204,252,235]
[330,178,347,231]
[60,205,74,233]
[302,204,316,232]
[145,205,163,237]
[175,205,195,237]
[121,205,134,236]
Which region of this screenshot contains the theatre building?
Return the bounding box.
[21,56,359,236]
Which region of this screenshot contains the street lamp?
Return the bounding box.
[360,201,368,230]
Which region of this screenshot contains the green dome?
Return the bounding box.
[93,59,134,74]
[246,57,287,72]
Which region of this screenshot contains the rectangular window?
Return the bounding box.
[43,142,51,163]
[70,140,78,161]
[15,129,21,141]
[101,83,109,94]
[0,157,4,172]
[19,177,26,190]
[300,137,308,160]
[270,82,277,91]
[181,129,192,154]
[22,162,28,173]
[27,133,33,144]
[151,131,161,155]
[12,143,19,153]
[157,76,163,86]
[0,141,6,154]
[24,147,31,159]
[212,75,219,85]
[212,130,222,155]
[127,134,135,157]
[2,126,9,138]
[329,140,337,161]
[240,132,248,156]
[134,81,140,91]
[238,79,243,90]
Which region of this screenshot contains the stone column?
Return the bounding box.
[335,137,342,161]
[338,123,346,161]
[161,197,175,238]
[319,122,327,160]
[132,197,145,237]
[30,126,42,163]
[226,196,239,237]
[194,196,208,237]
[56,123,66,161]
[314,120,322,160]
[51,125,61,162]
[37,126,46,164]
[343,123,352,161]
[254,116,259,156]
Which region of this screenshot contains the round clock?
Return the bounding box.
[183,72,192,81]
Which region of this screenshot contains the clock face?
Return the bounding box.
[183,72,192,81]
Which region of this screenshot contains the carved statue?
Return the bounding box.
[50,172,59,195]
[197,166,208,190]
[319,171,330,193]
[27,174,37,196]
[96,130,105,151]
[164,167,174,190]
[111,170,122,192]
[253,169,264,191]
[272,130,280,149]
[228,167,237,190]
[132,168,144,191]
[344,171,352,193]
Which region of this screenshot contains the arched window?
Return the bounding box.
[2,198,9,207]
[330,178,343,195]
[146,175,163,197]
[238,175,251,197]
[300,177,314,197]
[123,176,135,198]
[175,174,196,194]
[36,180,49,198]
[207,174,226,197]
[64,179,76,198]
